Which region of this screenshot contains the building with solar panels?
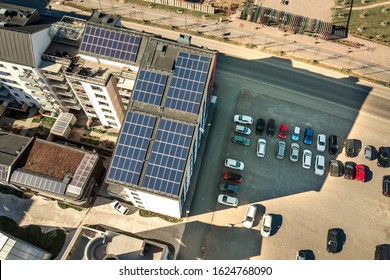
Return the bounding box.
[105,36,217,218]
[0,132,105,206]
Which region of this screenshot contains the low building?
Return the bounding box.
[62,225,171,260]
[0,231,51,260]
[0,132,105,206]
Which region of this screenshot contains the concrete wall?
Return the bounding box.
[146,0,216,14]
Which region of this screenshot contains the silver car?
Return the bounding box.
[290,143,300,162]
[235,125,251,135]
[217,194,238,207]
[276,141,286,159]
[260,214,272,237]
[314,155,325,176]
[257,138,266,157]
[302,149,312,169]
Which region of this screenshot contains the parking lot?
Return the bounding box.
[204,89,390,260]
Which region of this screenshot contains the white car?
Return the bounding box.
[290,143,299,162]
[217,194,238,207]
[302,149,312,169]
[317,134,326,152]
[235,125,251,135]
[233,115,253,125]
[243,204,257,228]
[110,200,129,215]
[260,214,272,237]
[257,138,266,157]
[224,158,244,170]
[314,155,325,176]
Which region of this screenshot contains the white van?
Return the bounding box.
[243,204,257,228]
[257,138,266,157]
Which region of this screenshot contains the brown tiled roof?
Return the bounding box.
[18,140,84,180]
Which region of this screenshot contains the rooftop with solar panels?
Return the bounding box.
[107,36,216,198]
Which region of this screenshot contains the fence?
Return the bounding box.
[145,0,216,14]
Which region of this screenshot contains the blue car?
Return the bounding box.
[291,126,300,141]
[303,128,313,145]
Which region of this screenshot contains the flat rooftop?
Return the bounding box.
[17,139,84,180]
[0,133,31,166]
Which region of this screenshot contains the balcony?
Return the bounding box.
[25,83,42,91]
[50,80,70,90]
[43,71,65,81]
[19,73,36,83]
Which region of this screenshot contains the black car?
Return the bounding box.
[266,119,275,136]
[219,183,240,194]
[344,139,355,157]
[383,176,390,197]
[374,245,389,260]
[378,147,390,168]
[344,161,356,180]
[327,229,339,254]
[256,118,265,135]
[329,160,344,177]
[328,135,338,155]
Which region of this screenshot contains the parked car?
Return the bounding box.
[327,228,339,253]
[278,124,288,139]
[355,164,365,182]
[303,127,313,145]
[231,135,250,146]
[266,119,275,136]
[296,250,306,260]
[291,126,300,141]
[329,160,344,177]
[219,183,240,194]
[317,134,326,152]
[260,214,272,237]
[374,245,389,260]
[257,138,267,157]
[224,158,244,170]
[235,125,251,135]
[302,149,312,169]
[256,118,265,135]
[223,171,242,183]
[276,141,286,159]
[243,204,257,229]
[110,200,129,215]
[314,155,325,176]
[328,135,339,155]
[344,161,356,180]
[363,145,374,160]
[344,139,356,157]
[377,147,390,168]
[217,194,238,207]
[233,114,253,125]
[290,143,299,162]
[383,176,390,197]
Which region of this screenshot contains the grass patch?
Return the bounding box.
[34,116,56,139]
[139,209,182,223]
[81,134,100,145]
[57,202,83,211]
[0,216,66,259]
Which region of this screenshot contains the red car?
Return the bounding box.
[223,171,242,183]
[356,164,365,182]
[278,124,288,139]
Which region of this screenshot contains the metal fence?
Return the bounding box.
[145,0,216,14]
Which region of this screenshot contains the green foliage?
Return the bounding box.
[0,216,66,259]
[139,209,182,223]
[57,202,83,211]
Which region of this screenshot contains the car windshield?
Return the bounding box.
[263,226,270,232]
[317,165,324,170]
[222,196,228,202]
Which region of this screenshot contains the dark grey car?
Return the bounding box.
[329,160,344,177]
[219,183,240,194]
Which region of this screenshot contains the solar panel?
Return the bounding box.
[142,119,194,196]
[107,112,156,185]
[132,70,169,106]
[80,25,141,63]
[10,169,67,195]
[165,52,211,114]
[66,154,98,197]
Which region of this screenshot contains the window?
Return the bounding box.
[95,93,106,100]
[101,108,112,113]
[107,121,117,127]
[98,101,109,107]
[0,64,5,68]
[91,85,103,92]
[13,92,19,97]
[25,95,31,99]
[12,66,19,71]
[105,115,115,120]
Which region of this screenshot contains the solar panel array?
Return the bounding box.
[10,169,67,195]
[66,154,98,197]
[80,25,141,63]
[142,119,194,196]
[165,52,211,114]
[132,70,169,106]
[107,112,156,185]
